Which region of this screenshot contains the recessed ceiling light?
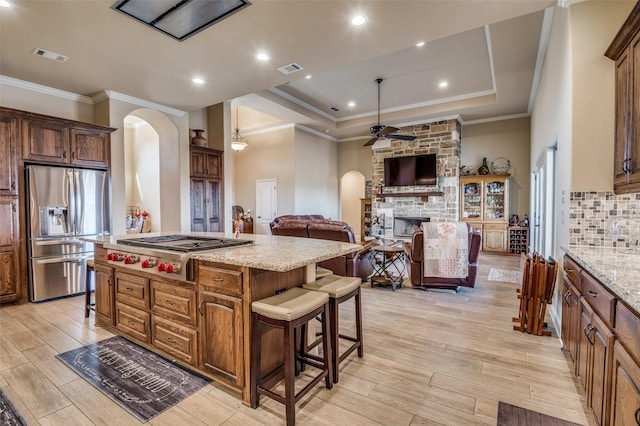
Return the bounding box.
[439,81,448,88]
[256,52,270,61]
[416,41,425,47]
[0,1,11,8]
[350,14,366,26]
[305,75,312,79]
[348,101,355,108]
[192,77,205,85]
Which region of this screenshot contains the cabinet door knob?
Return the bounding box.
[63,150,67,159]
[10,182,15,191]
[166,337,176,344]
[198,298,204,315]
[71,151,75,160]
[565,266,574,273]
[634,407,640,425]
[587,290,597,298]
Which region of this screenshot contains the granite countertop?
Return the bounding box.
[563,245,640,313]
[83,232,362,273]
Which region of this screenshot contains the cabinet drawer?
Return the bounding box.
[151,281,197,326]
[199,265,243,297]
[563,255,582,288]
[115,302,150,343]
[615,302,640,363]
[152,316,198,365]
[581,271,616,327]
[115,272,149,310]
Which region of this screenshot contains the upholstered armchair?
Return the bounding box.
[403,223,481,289]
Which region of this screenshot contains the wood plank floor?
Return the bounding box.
[0,254,595,425]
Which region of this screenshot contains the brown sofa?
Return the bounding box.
[403,223,481,289]
[270,215,380,279]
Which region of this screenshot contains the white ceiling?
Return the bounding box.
[0,0,556,141]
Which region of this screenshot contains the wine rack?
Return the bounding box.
[508,226,529,255]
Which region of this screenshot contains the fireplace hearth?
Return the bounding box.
[394,217,430,237]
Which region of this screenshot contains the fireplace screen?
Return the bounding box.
[394,217,430,237]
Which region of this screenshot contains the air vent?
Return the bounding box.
[32,48,69,63]
[277,63,303,75]
[329,106,340,112]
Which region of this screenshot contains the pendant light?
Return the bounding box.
[231,107,248,151]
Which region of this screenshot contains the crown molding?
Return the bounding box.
[94,90,186,117]
[0,75,94,104]
[463,112,530,126]
[294,123,337,141]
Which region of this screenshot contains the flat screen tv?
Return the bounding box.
[384,154,437,187]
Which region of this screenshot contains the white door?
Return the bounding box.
[531,146,557,257]
[256,179,277,234]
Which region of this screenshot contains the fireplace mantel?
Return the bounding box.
[378,191,444,201]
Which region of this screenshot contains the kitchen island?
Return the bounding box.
[89,232,362,404]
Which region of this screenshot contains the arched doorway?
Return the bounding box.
[340,171,366,237]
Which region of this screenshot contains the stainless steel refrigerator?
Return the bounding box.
[26,165,110,302]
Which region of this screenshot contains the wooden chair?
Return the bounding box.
[513,253,558,336]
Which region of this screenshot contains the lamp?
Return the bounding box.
[231,107,248,151]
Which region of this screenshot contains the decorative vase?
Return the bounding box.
[191,129,207,147]
[478,157,490,175]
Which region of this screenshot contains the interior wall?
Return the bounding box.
[462,117,531,219]
[337,139,374,183]
[569,1,635,191]
[232,126,296,219]
[294,129,339,219]
[341,171,366,236]
[0,79,94,123]
[124,127,135,207]
[129,121,161,232]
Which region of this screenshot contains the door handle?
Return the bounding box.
[198,299,204,315]
[587,290,597,298]
[634,407,639,425]
[166,337,177,344]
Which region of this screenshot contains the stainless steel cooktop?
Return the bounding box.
[116,234,252,252]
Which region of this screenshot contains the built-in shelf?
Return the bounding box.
[377,191,444,201]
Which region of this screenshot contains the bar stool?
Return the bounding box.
[302,275,363,383]
[84,259,95,318]
[250,287,333,426]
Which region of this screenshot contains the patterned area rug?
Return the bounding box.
[56,336,210,423]
[497,402,583,425]
[0,387,27,426]
[487,268,521,284]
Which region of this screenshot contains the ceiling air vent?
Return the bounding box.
[277,63,303,75]
[32,48,69,63]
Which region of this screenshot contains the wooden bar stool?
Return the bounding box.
[303,275,363,383]
[84,258,95,318]
[250,287,333,426]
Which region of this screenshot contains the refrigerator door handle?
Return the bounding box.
[68,168,76,235]
[34,256,90,265]
[34,239,85,246]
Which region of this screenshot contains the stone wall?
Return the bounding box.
[371,119,461,237]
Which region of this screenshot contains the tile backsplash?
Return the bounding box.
[569,191,640,247]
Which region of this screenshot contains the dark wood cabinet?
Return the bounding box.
[190,146,222,232]
[606,2,640,194]
[610,341,640,426]
[561,279,581,363]
[21,113,112,169]
[0,113,18,196]
[190,146,221,178]
[0,198,20,305]
[94,263,114,325]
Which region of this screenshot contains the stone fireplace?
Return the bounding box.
[372,119,461,238]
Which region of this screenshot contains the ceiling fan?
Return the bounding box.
[364,78,417,146]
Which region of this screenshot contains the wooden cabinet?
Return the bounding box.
[605,2,640,194]
[0,198,20,304]
[21,115,111,169]
[190,146,222,232]
[190,177,221,232]
[198,289,244,387]
[94,263,114,326]
[561,274,581,363]
[0,113,18,196]
[610,341,640,426]
[190,147,222,178]
[361,198,372,241]
[460,174,510,253]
